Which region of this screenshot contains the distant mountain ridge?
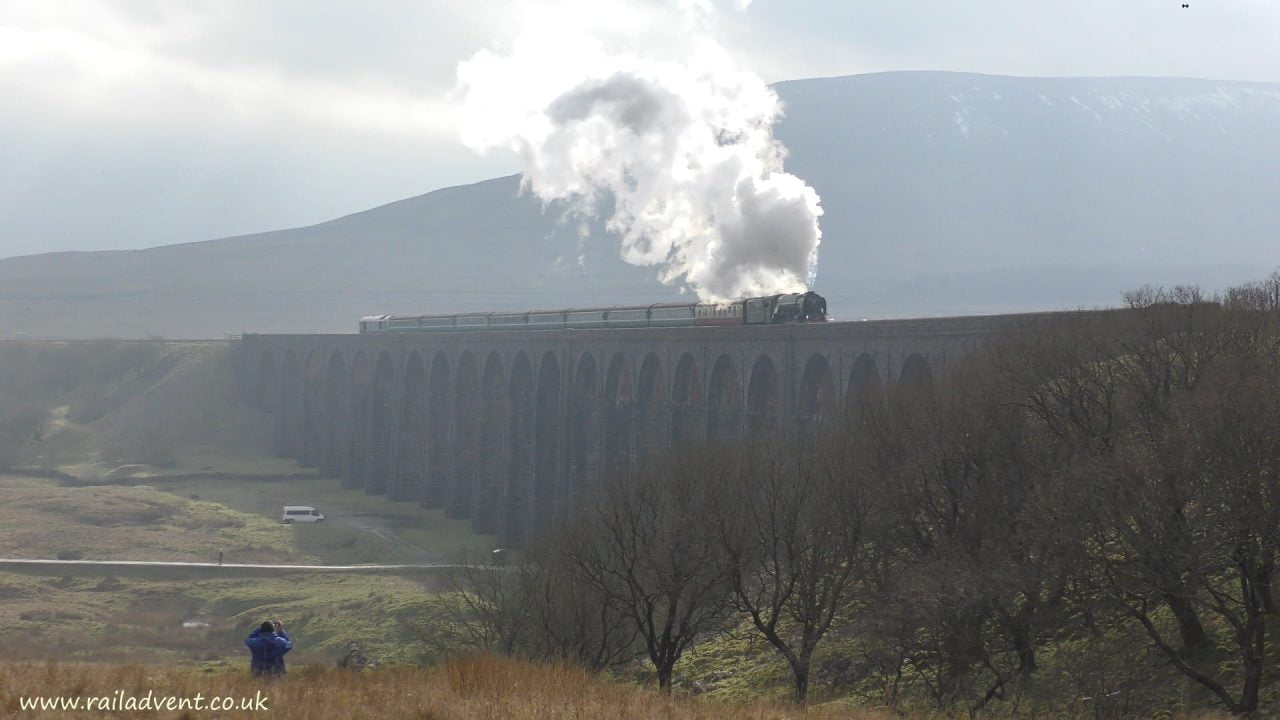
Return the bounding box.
[2,71,1278,337]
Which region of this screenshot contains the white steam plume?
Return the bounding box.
[457,1,822,302]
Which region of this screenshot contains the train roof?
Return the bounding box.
[372,302,720,321]
[365,293,824,322]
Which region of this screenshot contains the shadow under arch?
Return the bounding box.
[473,352,507,534]
[424,352,451,508]
[846,353,882,416]
[798,353,836,427]
[706,354,741,444]
[604,353,633,481]
[898,353,934,394]
[276,350,303,458]
[367,350,397,495]
[393,351,427,502]
[345,351,373,490]
[321,351,347,478]
[502,352,534,546]
[533,351,561,539]
[449,352,479,519]
[670,353,703,447]
[568,352,600,498]
[635,353,666,459]
[254,350,278,413]
[301,349,327,467]
[746,354,779,435]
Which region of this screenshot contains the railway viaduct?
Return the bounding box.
[234,312,1055,546]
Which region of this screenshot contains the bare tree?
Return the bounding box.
[1084,319,1280,714]
[995,282,1280,714]
[993,303,1217,657]
[855,352,1083,713]
[708,434,869,703]
[520,542,640,670]
[409,553,535,658]
[559,447,734,691]
[415,548,636,670]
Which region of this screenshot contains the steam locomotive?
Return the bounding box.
[358,291,828,333]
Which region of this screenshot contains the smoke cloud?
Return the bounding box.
[457,1,822,302]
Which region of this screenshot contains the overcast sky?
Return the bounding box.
[1,0,1277,259]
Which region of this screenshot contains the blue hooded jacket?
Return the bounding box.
[245,628,292,676]
[269,630,293,674]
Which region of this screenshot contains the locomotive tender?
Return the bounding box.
[358,291,828,333]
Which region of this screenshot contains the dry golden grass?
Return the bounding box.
[0,654,903,720]
[0,653,1244,719]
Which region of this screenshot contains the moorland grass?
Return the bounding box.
[0,654,1238,720]
[0,654,893,720]
[0,570,452,666]
[0,475,297,564]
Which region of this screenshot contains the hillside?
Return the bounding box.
[1,71,1278,338]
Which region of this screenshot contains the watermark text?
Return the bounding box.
[19,690,268,712]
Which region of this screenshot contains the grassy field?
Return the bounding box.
[0,654,1238,720]
[0,654,895,720]
[0,471,489,567]
[0,569,448,666]
[0,475,298,564]
[0,472,485,667]
[152,473,493,563]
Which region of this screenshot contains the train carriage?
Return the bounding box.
[358,292,827,334]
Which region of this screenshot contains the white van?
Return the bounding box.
[281,506,325,524]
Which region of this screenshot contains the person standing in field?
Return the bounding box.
[245,621,292,677]
[269,620,292,675]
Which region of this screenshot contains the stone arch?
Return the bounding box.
[635,353,667,459]
[798,353,837,427]
[474,352,507,533]
[449,352,479,519]
[254,350,278,412]
[345,351,374,489]
[367,350,397,495]
[532,352,561,539]
[502,353,535,546]
[846,353,883,413]
[898,353,934,395]
[706,354,742,444]
[424,352,451,508]
[670,353,703,447]
[321,351,348,477]
[746,354,780,435]
[276,350,303,458]
[604,353,634,480]
[568,352,601,498]
[392,351,427,502]
[301,349,326,467]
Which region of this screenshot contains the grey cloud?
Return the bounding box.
[548,74,683,133]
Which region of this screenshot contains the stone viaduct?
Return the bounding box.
[234,313,1053,546]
